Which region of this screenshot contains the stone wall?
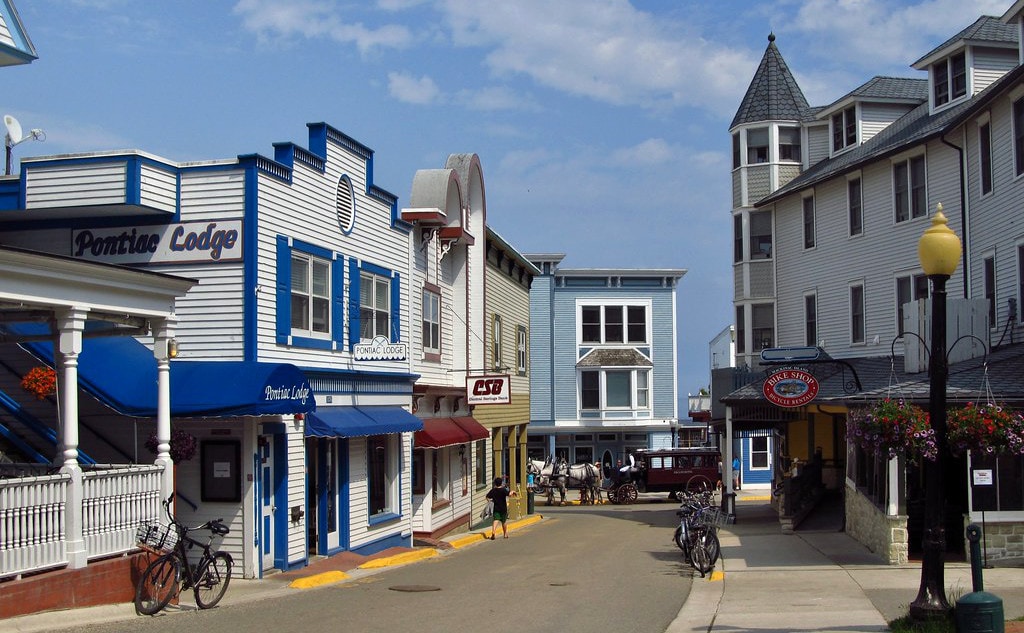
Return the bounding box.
[844,483,909,564]
[964,518,1024,563]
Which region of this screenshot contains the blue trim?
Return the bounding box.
[366,512,401,527]
[351,529,409,555]
[361,260,391,277]
[243,161,259,361]
[292,238,332,260]
[125,156,141,206]
[275,236,291,344]
[316,439,329,555]
[289,335,334,350]
[273,432,288,570]
[390,272,401,343]
[282,557,306,572]
[339,437,350,551]
[332,255,346,350]
[348,258,360,351]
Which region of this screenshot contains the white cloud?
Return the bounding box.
[387,71,442,104]
[233,0,412,53]
[438,0,756,115]
[611,138,674,166]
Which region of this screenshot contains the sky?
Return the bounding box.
[3,0,1012,412]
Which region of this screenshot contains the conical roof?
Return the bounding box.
[730,33,810,129]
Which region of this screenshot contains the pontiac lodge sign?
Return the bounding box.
[762,368,819,408]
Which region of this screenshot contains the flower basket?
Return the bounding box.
[145,429,198,463]
[20,366,56,400]
[848,398,936,463]
[947,402,1024,456]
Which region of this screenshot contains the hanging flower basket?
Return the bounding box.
[145,429,199,463]
[848,398,936,463]
[947,402,1024,456]
[20,366,56,400]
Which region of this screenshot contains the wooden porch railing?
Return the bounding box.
[0,464,163,579]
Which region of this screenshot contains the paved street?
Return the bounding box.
[33,497,692,633]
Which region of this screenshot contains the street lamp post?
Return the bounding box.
[909,204,962,622]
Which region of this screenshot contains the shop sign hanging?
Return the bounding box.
[763,368,819,408]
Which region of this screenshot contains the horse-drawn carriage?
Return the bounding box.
[598,447,722,503]
[527,446,721,506]
[527,457,601,506]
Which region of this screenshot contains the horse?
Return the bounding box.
[527,456,567,506]
[554,458,601,505]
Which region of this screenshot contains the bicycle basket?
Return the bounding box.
[136,521,178,552]
[697,507,733,527]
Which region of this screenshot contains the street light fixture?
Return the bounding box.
[909,203,962,622]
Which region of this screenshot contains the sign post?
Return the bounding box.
[972,468,994,568]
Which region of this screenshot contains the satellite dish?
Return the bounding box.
[4,115,22,147]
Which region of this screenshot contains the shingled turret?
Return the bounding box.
[730,33,810,129]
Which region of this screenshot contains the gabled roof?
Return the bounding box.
[912,15,1017,68]
[0,0,36,66]
[817,76,928,119]
[730,33,811,130]
[758,61,1024,206]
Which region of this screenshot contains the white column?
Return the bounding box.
[56,307,88,569]
[152,318,176,505]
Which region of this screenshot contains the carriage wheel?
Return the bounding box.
[618,483,638,504]
[686,475,714,494]
[605,487,619,504]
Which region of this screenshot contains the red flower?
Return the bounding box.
[20,366,56,400]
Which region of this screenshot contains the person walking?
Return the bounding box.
[486,476,517,539]
[732,455,741,490]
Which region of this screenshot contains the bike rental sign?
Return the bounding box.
[762,368,819,408]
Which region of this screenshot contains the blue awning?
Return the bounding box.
[16,330,315,418]
[306,406,422,438]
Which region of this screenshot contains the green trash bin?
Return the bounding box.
[956,591,1004,633]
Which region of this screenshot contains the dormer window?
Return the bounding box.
[934,52,967,106]
[831,106,856,152]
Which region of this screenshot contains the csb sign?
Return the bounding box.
[466,374,511,405]
[762,368,819,408]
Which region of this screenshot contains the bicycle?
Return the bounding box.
[673,489,725,577]
[134,496,233,615]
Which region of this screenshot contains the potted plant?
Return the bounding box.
[145,428,199,463]
[848,398,936,463]
[947,402,1024,456]
[20,366,56,400]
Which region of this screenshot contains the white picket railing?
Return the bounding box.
[0,464,163,579]
[83,465,163,562]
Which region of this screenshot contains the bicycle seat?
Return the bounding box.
[210,520,230,536]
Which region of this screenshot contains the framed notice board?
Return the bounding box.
[201,440,241,502]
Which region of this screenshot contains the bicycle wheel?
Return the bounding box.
[673,525,686,552]
[690,532,714,576]
[193,551,233,609]
[135,554,180,615]
[700,527,721,566]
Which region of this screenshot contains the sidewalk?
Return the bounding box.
[668,490,1024,633]
[7,495,1024,633]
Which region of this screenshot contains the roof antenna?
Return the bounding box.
[4,114,45,175]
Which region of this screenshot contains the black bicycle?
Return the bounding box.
[134,496,233,615]
[673,489,724,577]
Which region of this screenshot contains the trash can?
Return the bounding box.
[527,490,535,515]
[956,591,1004,633]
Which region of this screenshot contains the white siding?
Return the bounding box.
[139,163,177,213]
[773,138,964,358]
[972,46,1018,95]
[860,103,915,144]
[806,124,830,169]
[26,163,127,209]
